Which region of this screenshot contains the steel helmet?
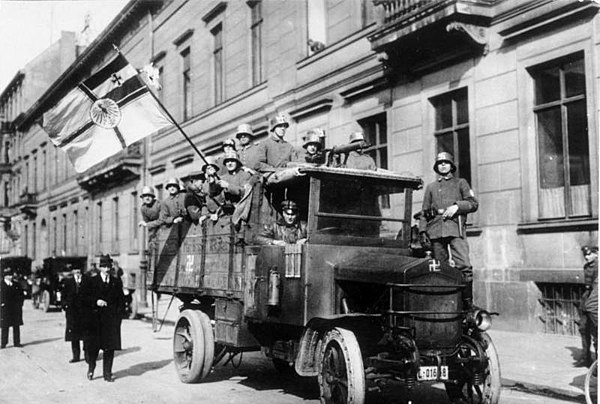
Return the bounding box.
[235,123,254,139]
[302,131,321,149]
[222,138,237,150]
[222,150,241,165]
[165,177,180,190]
[349,131,365,144]
[434,152,457,173]
[201,157,220,173]
[270,115,289,132]
[582,245,599,256]
[140,186,156,198]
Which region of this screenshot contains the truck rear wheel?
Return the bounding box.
[445,332,501,404]
[41,290,51,313]
[318,327,365,404]
[173,310,205,383]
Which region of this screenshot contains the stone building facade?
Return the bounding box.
[2,0,598,333]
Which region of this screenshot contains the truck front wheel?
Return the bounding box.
[318,327,365,404]
[173,310,215,383]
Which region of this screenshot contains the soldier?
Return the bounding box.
[577,245,598,367]
[419,152,479,308]
[61,267,85,363]
[183,170,207,224]
[138,186,161,250]
[201,158,224,220]
[81,255,125,382]
[302,128,326,164]
[211,151,253,210]
[217,138,238,172]
[236,123,260,173]
[159,178,186,226]
[343,131,376,170]
[0,268,24,348]
[254,115,299,173]
[256,200,307,246]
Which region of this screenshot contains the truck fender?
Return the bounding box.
[294,314,380,377]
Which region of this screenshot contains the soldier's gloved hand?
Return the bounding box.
[297,238,307,245]
[173,217,183,224]
[242,167,256,175]
[442,204,459,220]
[138,221,147,227]
[217,180,229,189]
[272,240,286,246]
[96,299,107,307]
[210,213,219,222]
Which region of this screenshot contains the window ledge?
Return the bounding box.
[517,218,598,234]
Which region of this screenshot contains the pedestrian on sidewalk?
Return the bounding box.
[419,152,479,309]
[81,255,125,382]
[576,245,598,367]
[61,266,86,363]
[0,268,24,348]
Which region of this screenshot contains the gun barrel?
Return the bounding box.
[329,141,369,155]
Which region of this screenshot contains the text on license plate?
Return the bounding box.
[417,365,448,381]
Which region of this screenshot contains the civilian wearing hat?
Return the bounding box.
[183,170,208,223]
[343,131,376,170]
[61,267,86,363]
[159,178,186,226]
[138,186,162,249]
[235,124,261,173]
[577,245,598,367]
[302,129,326,164]
[1,268,24,348]
[254,115,300,173]
[80,255,125,382]
[212,151,253,208]
[256,200,307,246]
[418,152,479,308]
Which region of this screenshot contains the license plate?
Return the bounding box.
[417,365,448,381]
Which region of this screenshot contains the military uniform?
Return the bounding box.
[141,199,161,245]
[419,153,478,305]
[578,246,598,367]
[256,220,308,245]
[344,150,376,170]
[239,142,262,170]
[159,192,186,225]
[254,135,299,172]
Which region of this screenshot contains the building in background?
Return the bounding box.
[1,0,598,334]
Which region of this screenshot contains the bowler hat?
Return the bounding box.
[280,200,298,214]
[99,254,113,268]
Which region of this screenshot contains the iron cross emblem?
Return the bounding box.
[111,73,123,87]
[428,259,441,272]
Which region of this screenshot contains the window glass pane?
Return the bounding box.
[436,132,453,156]
[534,66,561,105]
[457,128,471,185]
[567,100,590,216]
[564,58,585,98]
[456,90,468,125]
[537,107,564,189]
[378,121,387,144]
[434,97,452,130]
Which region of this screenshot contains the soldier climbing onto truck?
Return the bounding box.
[255,200,307,246]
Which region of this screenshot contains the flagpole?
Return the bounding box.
[112,45,212,168]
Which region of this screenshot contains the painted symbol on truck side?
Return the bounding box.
[185,254,194,272]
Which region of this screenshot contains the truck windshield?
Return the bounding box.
[316,177,408,240]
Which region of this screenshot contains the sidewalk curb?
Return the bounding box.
[502,377,585,402]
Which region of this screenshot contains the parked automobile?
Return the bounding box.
[0,256,32,298]
[38,256,87,312]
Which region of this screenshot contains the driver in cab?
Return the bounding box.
[256,200,307,246]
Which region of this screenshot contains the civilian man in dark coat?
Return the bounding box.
[81,255,125,382]
[1,268,24,348]
[62,266,85,362]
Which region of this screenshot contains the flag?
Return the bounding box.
[42,54,173,173]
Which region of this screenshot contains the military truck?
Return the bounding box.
[150,164,500,404]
